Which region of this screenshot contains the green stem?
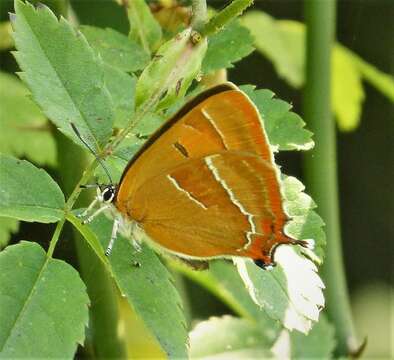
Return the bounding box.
[199,0,253,37]
[64,159,98,211]
[303,0,359,356]
[46,48,169,257]
[191,0,207,31]
[106,104,150,153]
[46,88,163,257]
[47,218,66,258]
[55,133,126,358]
[46,159,97,259]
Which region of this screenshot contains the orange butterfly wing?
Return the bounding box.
[115,84,294,264]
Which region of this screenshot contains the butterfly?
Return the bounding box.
[77,83,310,269]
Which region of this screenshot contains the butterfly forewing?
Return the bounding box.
[115,85,293,264]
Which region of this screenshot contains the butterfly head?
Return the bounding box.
[100,184,116,203]
[70,122,116,204]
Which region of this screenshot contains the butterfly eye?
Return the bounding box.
[102,187,115,203]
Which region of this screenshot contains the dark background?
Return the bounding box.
[226,0,393,293]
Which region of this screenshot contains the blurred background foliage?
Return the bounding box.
[0,0,392,358]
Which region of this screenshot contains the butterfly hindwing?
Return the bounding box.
[125,152,292,263]
[115,84,293,264]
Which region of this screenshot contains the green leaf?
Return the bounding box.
[241,11,394,131]
[234,249,324,334]
[12,0,113,152]
[80,25,149,73]
[93,130,157,185]
[202,20,254,74]
[125,0,162,54]
[241,12,304,88]
[0,217,19,249]
[172,174,327,334]
[66,212,111,272]
[0,154,65,223]
[289,314,336,358]
[332,45,365,131]
[333,45,394,131]
[241,85,314,151]
[233,176,325,333]
[189,316,273,359]
[113,135,144,163]
[282,176,326,262]
[133,112,165,137]
[171,259,281,342]
[94,135,144,184]
[88,215,188,359]
[0,71,57,166]
[136,28,207,111]
[350,50,394,103]
[0,241,89,358]
[103,64,136,128]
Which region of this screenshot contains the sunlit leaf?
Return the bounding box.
[136,27,207,111]
[86,215,189,359]
[233,175,325,333]
[0,154,65,223]
[0,241,89,358]
[12,0,113,152]
[202,20,254,74]
[282,176,325,262]
[0,217,19,249]
[235,248,324,334]
[241,85,314,151]
[241,12,304,87]
[241,11,394,131]
[0,71,57,166]
[332,45,365,131]
[334,45,394,130]
[190,316,273,359]
[80,25,149,72]
[349,50,394,103]
[173,175,326,334]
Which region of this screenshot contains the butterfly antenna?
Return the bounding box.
[70,123,113,184]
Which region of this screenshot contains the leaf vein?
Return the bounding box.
[18,6,101,150]
[0,251,49,351]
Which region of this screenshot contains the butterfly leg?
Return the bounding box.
[132,238,142,253]
[82,204,110,224]
[78,197,99,219]
[105,218,120,256]
[129,222,142,252]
